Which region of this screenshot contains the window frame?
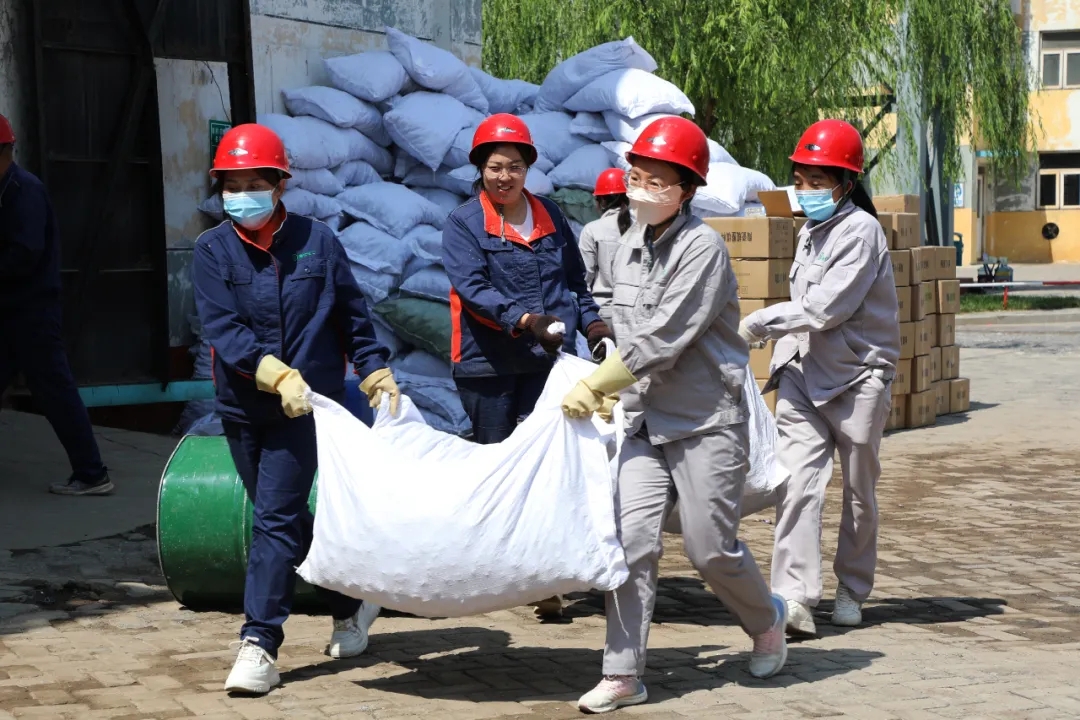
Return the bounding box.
[1041,48,1080,89]
[1037,168,1080,210]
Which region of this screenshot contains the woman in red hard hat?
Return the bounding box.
[561,116,788,713]
[740,119,899,638]
[192,124,398,694]
[577,168,631,330]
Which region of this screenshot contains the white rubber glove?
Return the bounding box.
[738,318,768,349]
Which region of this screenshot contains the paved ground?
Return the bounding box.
[1,322,1080,719]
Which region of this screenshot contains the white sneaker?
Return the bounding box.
[832,584,863,627]
[224,638,280,694]
[749,594,788,679]
[786,598,817,637]
[328,601,380,659]
[577,676,648,714]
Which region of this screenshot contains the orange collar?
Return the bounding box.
[479,190,556,247]
[233,203,287,251]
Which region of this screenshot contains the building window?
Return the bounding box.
[1038,153,1080,209]
[1041,31,1080,88]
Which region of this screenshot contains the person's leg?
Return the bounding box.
[821,375,891,624]
[770,367,836,617]
[454,375,518,445]
[665,424,787,678]
[13,304,108,493]
[577,433,670,712]
[514,368,551,420]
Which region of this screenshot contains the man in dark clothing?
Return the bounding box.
[0,113,112,495]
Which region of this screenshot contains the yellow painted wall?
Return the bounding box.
[985,210,1080,262]
[1030,90,1080,152]
[953,208,980,264]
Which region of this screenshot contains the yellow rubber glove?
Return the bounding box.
[360,367,401,417]
[255,355,312,418]
[597,394,619,424]
[562,349,637,419]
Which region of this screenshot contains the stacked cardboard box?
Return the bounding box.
[879,195,971,431]
[706,216,795,416]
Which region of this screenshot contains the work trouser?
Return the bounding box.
[223,415,363,657]
[454,370,549,445]
[0,302,104,480]
[771,362,891,607]
[604,423,776,677]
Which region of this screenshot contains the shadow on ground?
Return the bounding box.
[276,625,884,704]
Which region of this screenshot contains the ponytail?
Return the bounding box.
[846,178,878,219]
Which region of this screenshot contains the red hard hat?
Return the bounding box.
[593,168,627,197]
[790,119,864,174]
[470,113,538,166]
[626,116,709,186]
[0,114,14,144]
[211,123,291,179]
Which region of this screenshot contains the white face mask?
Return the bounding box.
[627,185,685,227]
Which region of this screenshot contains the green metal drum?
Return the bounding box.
[157,435,325,611]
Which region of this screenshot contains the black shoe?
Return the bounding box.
[49,470,114,496]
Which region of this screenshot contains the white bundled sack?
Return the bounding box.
[281,188,341,219]
[663,368,789,533]
[604,111,677,144]
[386,27,489,113]
[709,140,739,165]
[569,112,614,142]
[338,221,413,276]
[469,68,539,114]
[404,165,476,196]
[519,112,591,165]
[298,354,629,617]
[535,37,657,112]
[289,168,345,197]
[566,68,695,119]
[337,182,447,236]
[525,167,555,196]
[333,160,382,187]
[257,114,349,170]
[443,125,478,169]
[548,145,613,191]
[383,92,486,171]
[325,51,409,103]
[692,163,777,217]
[281,86,390,145]
[601,141,633,172]
[411,187,466,215]
[342,129,394,176]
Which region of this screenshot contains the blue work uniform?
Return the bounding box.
[442,190,600,443]
[192,207,389,656]
[0,162,105,481]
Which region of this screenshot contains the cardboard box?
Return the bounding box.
[937,279,961,314]
[895,285,913,323]
[740,298,783,318]
[949,377,970,413]
[935,247,957,279]
[933,380,950,416]
[923,281,938,316]
[911,281,929,321]
[879,212,920,250]
[891,250,911,287]
[886,399,906,431]
[929,346,942,382]
[749,341,774,379]
[941,345,960,380]
[756,378,778,415]
[707,218,795,259]
[915,318,933,357]
[938,313,956,347]
[891,359,911,396]
[875,194,921,214]
[913,354,933,393]
[926,312,939,348]
[906,389,937,428]
[734,259,792,299]
[898,321,915,360]
[909,247,934,285]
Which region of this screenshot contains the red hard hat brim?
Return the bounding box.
[625,151,708,186]
[209,165,293,180]
[469,142,538,168]
[789,150,862,175]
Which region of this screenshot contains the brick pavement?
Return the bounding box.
[2,340,1080,719]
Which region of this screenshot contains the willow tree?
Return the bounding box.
[483,0,1036,185]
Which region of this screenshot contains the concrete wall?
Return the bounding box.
[156,60,233,347]
[0,0,38,171]
[249,0,482,115]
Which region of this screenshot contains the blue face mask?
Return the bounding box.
[795,187,840,222]
[223,190,277,230]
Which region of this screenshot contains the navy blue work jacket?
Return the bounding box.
[0,163,62,308]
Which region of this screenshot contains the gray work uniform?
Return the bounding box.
[577,209,623,326]
[604,210,776,677]
[744,202,899,607]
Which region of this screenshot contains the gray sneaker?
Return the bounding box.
[49,471,114,496]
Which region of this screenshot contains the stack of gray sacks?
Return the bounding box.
[180,29,778,438]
